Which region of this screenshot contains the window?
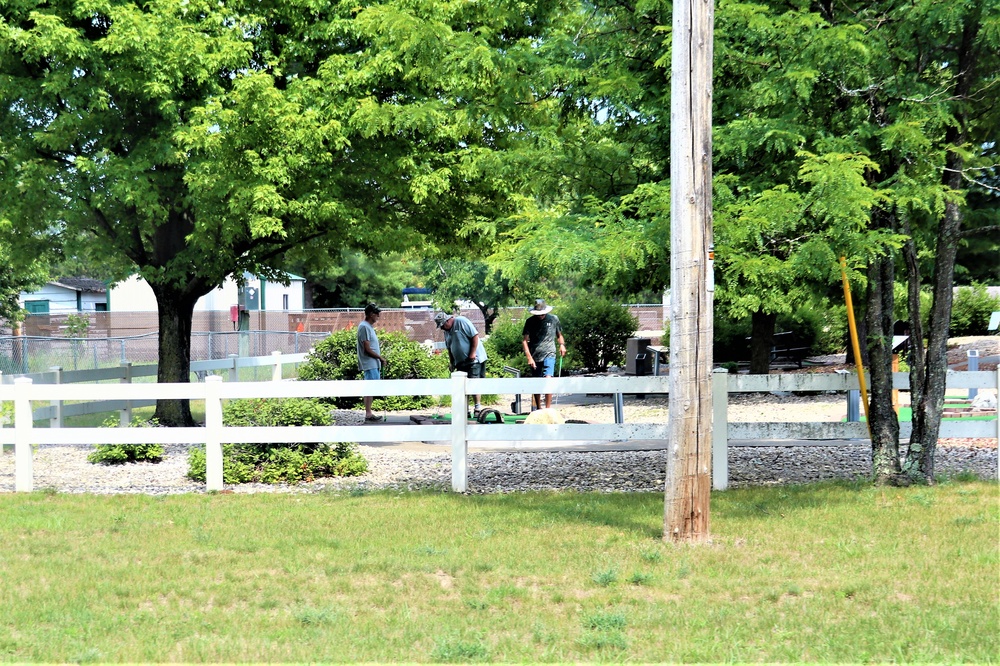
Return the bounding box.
[24,300,50,314]
[283,294,289,310]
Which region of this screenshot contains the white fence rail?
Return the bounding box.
[0,351,306,424]
[1,369,997,494]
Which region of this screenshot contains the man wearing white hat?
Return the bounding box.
[521,299,567,410]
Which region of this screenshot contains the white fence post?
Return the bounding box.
[120,362,133,426]
[228,354,239,383]
[271,350,282,382]
[712,368,729,491]
[451,370,468,492]
[49,366,63,428]
[205,376,224,491]
[14,377,33,492]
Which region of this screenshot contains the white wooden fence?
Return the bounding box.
[1,365,996,493]
[0,351,305,424]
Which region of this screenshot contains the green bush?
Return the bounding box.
[186,398,368,484]
[298,329,448,410]
[223,397,332,430]
[484,317,531,376]
[559,299,638,372]
[87,417,165,464]
[893,283,933,334]
[950,284,1000,337]
[775,298,847,356]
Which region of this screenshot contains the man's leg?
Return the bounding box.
[363,367,380,418]
[541,356,556,409]
[530,362,546,411]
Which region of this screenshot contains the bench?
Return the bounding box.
[768,331,810,368]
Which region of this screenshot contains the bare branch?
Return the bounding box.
[941,166,1000,192]
[959,225,1000,238]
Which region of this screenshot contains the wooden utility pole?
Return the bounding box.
[665,0,714,543]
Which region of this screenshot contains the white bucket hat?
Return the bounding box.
[529,299,553,315]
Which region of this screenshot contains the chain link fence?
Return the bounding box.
[2,305,665,376]
[0,331,329,375]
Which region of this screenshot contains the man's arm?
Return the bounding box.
[468,333,480,362]
[557,332,566,356]
[362,340,383,363]
[522,333,536,368]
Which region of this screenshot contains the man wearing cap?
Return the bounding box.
[522,299,566,410]
[357,303,386,422]
[434,311,488,416]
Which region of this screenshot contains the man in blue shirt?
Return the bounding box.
[356,303,386,422]
[435,311,488,416]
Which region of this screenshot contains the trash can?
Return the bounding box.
[626,337,651,375]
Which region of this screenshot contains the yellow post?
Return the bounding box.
[840,257,871,435]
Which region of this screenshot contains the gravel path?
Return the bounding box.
[2,392,995,494]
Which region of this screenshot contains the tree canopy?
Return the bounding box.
[0,0,566,423]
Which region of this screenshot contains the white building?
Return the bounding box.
[18,278,108,314]
[108,272,305,312]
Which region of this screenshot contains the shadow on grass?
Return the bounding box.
[410,479,885,538]
[714,478,873,520]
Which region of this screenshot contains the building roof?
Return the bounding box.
[51,277,107,293]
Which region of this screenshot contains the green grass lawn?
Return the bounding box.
[0,480,996,662]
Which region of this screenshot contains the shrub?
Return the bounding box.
[950,284,1000,337]
[87,417,165,464]
[559,299,638,372]
[777,298,846,356]
[484,317,531,376]
[298,329,448,410]
[893,282,933,334]
[186,397,368,484]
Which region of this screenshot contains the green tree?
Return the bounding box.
[0,220,49,326]
[422,259,517,333]
[1,0,558,424]
[490,0,997,488]
[283,249,421,309]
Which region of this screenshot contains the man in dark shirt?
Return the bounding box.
[521,299,567,410]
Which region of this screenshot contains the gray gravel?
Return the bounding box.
[1,441,995,495]
[2,397,995,494]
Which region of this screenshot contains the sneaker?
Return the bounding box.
[364,415,385,423]
[473,406,482,417]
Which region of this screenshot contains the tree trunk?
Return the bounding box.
[478,304,498,334]
[749,310,775,375]
[844,312,868,367]
[903,188,962,482]
[865,249,901,482]
[902,8,980,484]
[151,286,199,427]
[901,226,926,442]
